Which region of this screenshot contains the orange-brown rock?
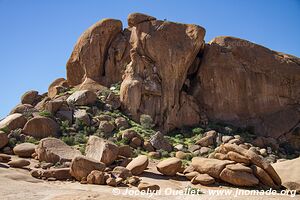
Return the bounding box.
[48,78,69,98]
[192,36,300,140]
[22,116,60,139]
[120,13,206,131]
[66,18,126,87]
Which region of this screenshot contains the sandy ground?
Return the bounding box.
[0,157,297,200]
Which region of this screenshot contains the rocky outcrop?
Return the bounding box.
[192,36,300,140]
[120,13,206,131]
[66,18,130,88]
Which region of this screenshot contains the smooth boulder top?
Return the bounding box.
[13,143,36,158]
[0,113,27,131]
[127,13,156,27]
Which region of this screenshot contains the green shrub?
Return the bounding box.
[39,110,53,118]
[25,136,39,144]
[192,127,204,135]
[0,126,9,133]
[140,114,154,129]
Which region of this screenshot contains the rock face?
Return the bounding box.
[22,116,59,138]
[0,113,27,131]
[63,13,300,141]
[13,143,36,158]
[120,13,206,131]
[21,90,41,106]
[192,36,300,139]
[36,138,82,163]
[85,136,119,166]
[70,156,106,181]
[66,18,129,87]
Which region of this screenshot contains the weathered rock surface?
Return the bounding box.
[70,156,106,181]
[192,157,234,178]
[10,104,35,115]
[138,181,160,192]
[149,131,172,152]
[13,143,36,158]
[36,138,82,163]
[192,36,300,140]
[156,157,182,176]
[48,78,69,98]
[87,170,106,185]
[220,167,259,187]
[273,157,300,192]
[0,113,27,131]
[120,13,206,131]
[32,168,72,180]
[22,116,59,138]
[66,18,124,87]
[8,159,30,168]
[0,131,8,149]
[85,136,119,166]
[191,173,215,185]
[66,90,97,106]
[126,155,148,175]
[21,90,41,106]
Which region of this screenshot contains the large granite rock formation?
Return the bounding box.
[120,13,206,131]
[65,13,300,143]
[192,36,300,139]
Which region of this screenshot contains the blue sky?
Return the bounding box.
[0,0,300,119]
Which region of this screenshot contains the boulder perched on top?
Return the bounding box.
[21,90,42,106]
[192,157,234,178]
[66,18,126,87]
[85,136,119,166]
[13,143,36,158]
[22,116,60,139]
[120,13,206,131]
[70,156,106,181]
[0,113,27,131]
[35,138,82,163]
[48,78,69,98]
[66,90,97,106]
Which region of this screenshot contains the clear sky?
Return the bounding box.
[0,0,300,119]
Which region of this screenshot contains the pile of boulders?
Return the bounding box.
[182,143,282,188]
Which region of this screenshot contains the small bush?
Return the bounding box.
[39,110,52,118]
[25,136,39,144]
[140,114,154,129]
[192,127,204,135]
